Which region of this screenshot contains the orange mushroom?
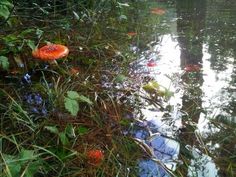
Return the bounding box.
[32,44,69,64]
[86,149,104,166]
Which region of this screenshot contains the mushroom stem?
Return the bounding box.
[48,60,58,65]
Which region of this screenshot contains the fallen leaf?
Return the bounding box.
[150,8,166,15]
[127,32,137,36]
[69,67,80,75]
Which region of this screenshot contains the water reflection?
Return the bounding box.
[129,29,182,177]
[176,0,208,176]
[128,0,236,176]
[99,0,235,176]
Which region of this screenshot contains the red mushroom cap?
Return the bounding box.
[32,44,69,61]
[147,60,157,67]
[184,64,201,72]
[86,149,104,166]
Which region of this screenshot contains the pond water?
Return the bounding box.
[123,0,236,176]
[1,0,236,176]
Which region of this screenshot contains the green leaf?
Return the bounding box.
[66,91,93,105]
[77,95,93,105]
[19,29,35,37]
[77,126,89,135]
[26,40,36,50]
[119,119,131,126]
[2,153,21,177]
[19,149,35,160]
[59,132,69,146]
[25,160,42,177]
[143,81,160,93]
[162,89,174,99]
[67,91,80,99]
[64,97,79,116]
[0,56,9,70]
[36,28,43,39]
[0,5,10,19]
[65,124,75,138]
[45,126,59,134]
[0,0,13,7]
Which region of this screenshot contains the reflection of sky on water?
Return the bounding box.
[131,32,224,176]
[199,45,236,133]
[131,34,181,176]
[187,146,218,177]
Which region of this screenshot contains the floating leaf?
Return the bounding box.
[150,8,166,15]
[64,97,79,116]
[127,32,137,37]
[0,56,9,70]
[184,64,201,72]
[163,89,174,99]
[143,81,160,93]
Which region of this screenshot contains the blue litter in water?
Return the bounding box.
[148,136,178,161]
[139,159,170,177]
[134,129,149,139]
